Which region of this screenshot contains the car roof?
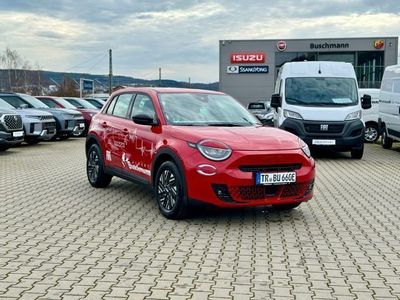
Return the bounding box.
[113,87,224,95]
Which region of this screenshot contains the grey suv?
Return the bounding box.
[0,108,24,151]
[2,93,82,140]
[0,97,56,144]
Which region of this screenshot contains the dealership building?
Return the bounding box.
[219,37,398,105]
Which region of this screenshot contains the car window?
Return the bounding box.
[105,96,117,115]
[131,94,156,118]
[393,79,400,93]
[0,95,34,108]
[65,98,84,108]
[112,94,133,118]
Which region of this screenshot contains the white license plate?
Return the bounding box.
[79,123,85,128]
[312,139,336,145]
[13,131,24,137]
[256,172,296,185]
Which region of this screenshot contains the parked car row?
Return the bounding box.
[0,93,101,151]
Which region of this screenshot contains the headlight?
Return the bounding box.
[284,109,303,120]
[191,139,232,161]
[345,110,361,121]
[299,138,311,158]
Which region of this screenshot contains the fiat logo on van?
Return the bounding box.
[374,40,384,49]
[276,40,287,52]
[320,124,329,131]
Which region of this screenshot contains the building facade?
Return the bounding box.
[219,37,398,106]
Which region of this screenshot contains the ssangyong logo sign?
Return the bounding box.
[374,40,384,49]
[230,52,265,63]
[276,41,287,52]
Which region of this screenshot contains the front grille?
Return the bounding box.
[2,114,23,130]
[239,164,302,173]
[304,123,344,134]
[43,122,56,134]
[228,183,309,202]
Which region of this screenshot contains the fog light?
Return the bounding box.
[304,180,314,196]
[211,184,234,202]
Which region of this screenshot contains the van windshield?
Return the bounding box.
[285,77,358,106]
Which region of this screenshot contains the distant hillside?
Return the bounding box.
[0,69,219,92]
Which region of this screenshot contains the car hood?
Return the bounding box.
[167,126,300,151]
[12,108,53,117]
[32,107,81,115]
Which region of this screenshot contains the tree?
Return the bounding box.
[49,76,79,97]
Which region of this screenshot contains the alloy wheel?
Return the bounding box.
[365,126,378,142]
[87,149,100,183]
[157,169,178,211]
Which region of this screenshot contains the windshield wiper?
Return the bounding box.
[207,122,247,127]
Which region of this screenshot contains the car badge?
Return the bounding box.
[320,124,329,131]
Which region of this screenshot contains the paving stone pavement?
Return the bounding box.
[0,138,400,300]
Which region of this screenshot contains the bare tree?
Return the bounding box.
[49,76,79,97]
[0,47,30,91]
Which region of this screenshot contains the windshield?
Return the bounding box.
[18,94,49,108]
[0,95,34,108]
[285,77,358,106]
[64,98,97,109]
[158,93,260,126]
[0,98,16,109]
[56,97,78,109]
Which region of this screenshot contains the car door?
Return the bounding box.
[124,93,159,181]
[102,93,134,169]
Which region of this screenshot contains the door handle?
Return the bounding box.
[101,122,108,128]
[122,128,129,135]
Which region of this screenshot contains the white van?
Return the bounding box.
[378,64,400,149]
[271,61,371,159]
[360,88,380,143]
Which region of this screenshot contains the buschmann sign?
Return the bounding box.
[310,42,350,49]
[230,52,265,63]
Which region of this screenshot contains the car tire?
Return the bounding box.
[0,145,10,151]
[351,143,364,159]
[155,161,187,219]
[364,123,379,143]
[272,202,301,211]
[381,126,393,149]
[87,143,112,188]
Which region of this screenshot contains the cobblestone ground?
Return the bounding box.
[0,138,399,300]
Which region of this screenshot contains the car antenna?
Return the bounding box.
[318,63,322,74]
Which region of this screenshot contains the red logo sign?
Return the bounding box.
[230,52,265,63]
[277,40,287,52]
[374,40,384,49]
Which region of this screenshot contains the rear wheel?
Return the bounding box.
[381,126,393,149]
[364,123,379,143]
[86,144,112,188]
[0,145,10,151]
[272,202,301,211]
[351,143,364,159]
[155,161,187,219]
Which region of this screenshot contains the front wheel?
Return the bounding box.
[155,161,187,219]
[86,144,112,188]
[0,145,10,152]
[364,124,379,143]
[351,143,364,159]
[381,126,393,149]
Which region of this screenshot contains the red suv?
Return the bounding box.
[86,88,315,219]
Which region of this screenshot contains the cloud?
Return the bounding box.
[0,1,398,82]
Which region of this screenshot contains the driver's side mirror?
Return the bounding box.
[19,104,28,109]
[361,94,372,109]
[132,114,159,126]
[270,94,282,109]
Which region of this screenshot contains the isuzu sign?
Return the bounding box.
[230,52,265,63]
[227,65,269,74]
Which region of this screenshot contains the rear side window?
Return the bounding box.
[105,97,117,114]
[381,79,393,92]
[393,79,400,93]
[131,94,156,118]
[1,95,33,108]
[112,94,133,118]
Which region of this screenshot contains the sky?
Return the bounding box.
[0,0,399,83]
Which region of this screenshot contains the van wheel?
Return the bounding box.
[381,127,393,149]
[87,144,112,188]
[155,161,187,219]
[351,143,364,159]
[364,123,379,143]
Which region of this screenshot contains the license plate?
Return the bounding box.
[312,139,336,145]
[13,131,24,137]
[256,172,296,185]
[79,123,85,128]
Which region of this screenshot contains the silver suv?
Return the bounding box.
[0,97,56,144]
[0,108,24,151]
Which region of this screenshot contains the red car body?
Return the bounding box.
[86,88,315,218]
[36,96,98,134]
